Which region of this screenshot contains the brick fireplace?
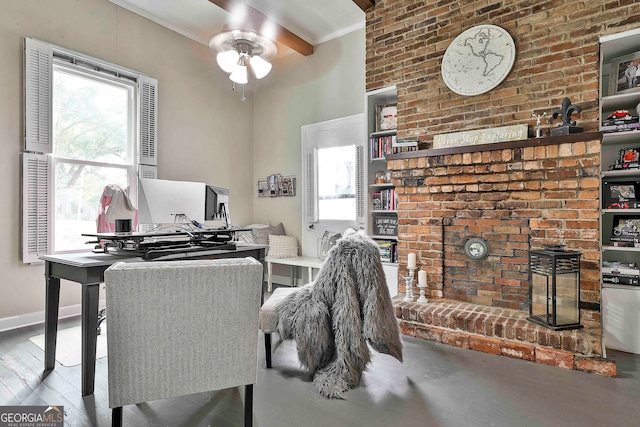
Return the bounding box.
[361,0,640,376]
[386,133,615,376]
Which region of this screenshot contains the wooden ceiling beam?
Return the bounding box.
[352,0,375,12]
[208,0,314,56]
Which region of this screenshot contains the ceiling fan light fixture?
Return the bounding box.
[229,62,248,85]
[249,55,272,79]
[216,50,240,73]
[209,27,277,95]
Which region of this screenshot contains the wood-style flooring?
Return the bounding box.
[1,309,639,426]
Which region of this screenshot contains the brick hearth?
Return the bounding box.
[395,297,615,377]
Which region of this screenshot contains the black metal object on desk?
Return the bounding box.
[82,227,251,258]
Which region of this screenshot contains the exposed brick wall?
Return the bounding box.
[365,1,640,142]
[388,135,602,329]
[444,218,530,309]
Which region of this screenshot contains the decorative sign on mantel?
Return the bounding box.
[433,124,528,149]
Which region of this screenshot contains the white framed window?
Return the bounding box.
[301,114,366,257]
[22,38,158,262]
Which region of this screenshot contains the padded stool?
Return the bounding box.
[259,286,302,368]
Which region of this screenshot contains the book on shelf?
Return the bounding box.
[375,239,397,263]
[602,261,637,269]
[373,188,396,210]
[372,192,382,210]
[602,274,640,285]
[391,138,418,154]
[601,266,640,276]
[370,134,396,159]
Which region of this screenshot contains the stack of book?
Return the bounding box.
[602,115,640,133]
[376,240,397,263]
[602,261,640,285]
[391,138,418,154]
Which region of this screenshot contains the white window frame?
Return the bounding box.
[22,37,158,263]
[301,114,366,257]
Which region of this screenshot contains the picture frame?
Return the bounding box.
[614,146,640,170]
[608,51,640,95]
[257,175,296,197]
[612,215,640,237]
[372,213,398,236]
[603,179,640,209]
[375,103,397,132]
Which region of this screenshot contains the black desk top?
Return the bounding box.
[40,244,267,267]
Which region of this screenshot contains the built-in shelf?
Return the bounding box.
[602,245,640,252]
[601,169,640,177]
[372,235,398,241]
[602,282,640,290]
[602,208,640,213]
[371,210,397,214]
[370,183,394,189]
[600,130,640,144]
[370,129,397,137]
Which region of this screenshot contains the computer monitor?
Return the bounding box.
[205,185,231,226]
[138,178,206,224]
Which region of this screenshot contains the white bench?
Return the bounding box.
[266,256,324,292]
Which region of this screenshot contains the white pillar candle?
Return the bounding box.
[407,253,416,269]
[418,270,427,286]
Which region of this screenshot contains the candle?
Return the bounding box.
[408,253,416,269]
[418,270,427,286]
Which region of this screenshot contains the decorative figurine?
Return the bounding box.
[551,97,584,136]
[532,111,546,138]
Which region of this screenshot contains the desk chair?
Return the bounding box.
[105,257,263,427]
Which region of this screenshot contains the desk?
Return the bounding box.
[266,256,324,292]
[40,245,266,396]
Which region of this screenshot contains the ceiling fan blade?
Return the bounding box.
[352,0,376,12]
[208,0,313,56]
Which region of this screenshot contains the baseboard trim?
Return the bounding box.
[0,299,106,333]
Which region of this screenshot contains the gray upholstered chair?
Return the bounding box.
[105,258,263,427]
[259,286,301,368]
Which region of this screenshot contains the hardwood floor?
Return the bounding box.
[1,315,639,426]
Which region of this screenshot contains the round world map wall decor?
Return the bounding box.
[441,25,516,96]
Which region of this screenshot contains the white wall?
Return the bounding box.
[0,1,365,326]
[0,0,254,322]
[251,29,366,248]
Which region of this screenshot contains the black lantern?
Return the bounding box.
[528,245,583,330]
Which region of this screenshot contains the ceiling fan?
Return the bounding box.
[208,0,313,56]
[207,0,375,98]
[208,0,376,57]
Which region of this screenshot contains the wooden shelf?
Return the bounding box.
[386,132,603,160]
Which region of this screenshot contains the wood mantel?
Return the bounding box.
[386,132,603,160]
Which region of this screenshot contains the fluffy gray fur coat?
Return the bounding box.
[276,233,403,399]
